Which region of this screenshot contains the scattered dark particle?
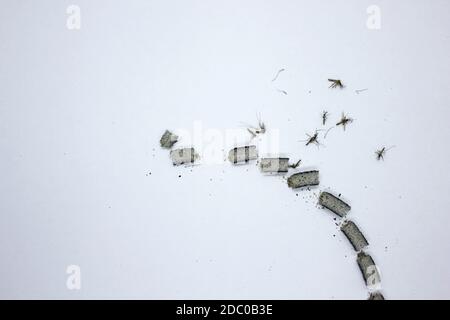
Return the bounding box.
[336,112,353,130]
[271,68,285,82]
[328,79,344,89]
[178,175,181,178]
[338,193,341,197]
[333,234,336,237]
[160,130,178,149]
[296,193,299,196]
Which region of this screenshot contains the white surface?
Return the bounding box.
[1,0,450,299]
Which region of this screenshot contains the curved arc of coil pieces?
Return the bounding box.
[160,128,385,300]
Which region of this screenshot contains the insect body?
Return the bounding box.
[246,115,266,138]
[375,146,394,160]
[302,130,321,146]
[289,159,301,169]
[328,79,344,89]
[336,113,353,130]
[322,111,329,125]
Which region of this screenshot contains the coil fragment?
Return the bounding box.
[318,191,351,217]
[341,220,369,252]
[160,130,178,149]
[287,170,319,189]
[228,146,258,164]
[170,148,199,166]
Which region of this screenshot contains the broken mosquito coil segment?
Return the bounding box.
[287,170,319,188]
[357,251,381,288]
[160,130,178,149]
[260,158,290,173]
[368,292,385,300]
[341,220,369,252]
[170,148,198,166]
[318,192,351,217]
[228,146,258,164]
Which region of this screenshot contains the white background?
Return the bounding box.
[1,0,450,299]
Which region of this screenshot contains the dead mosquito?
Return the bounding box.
[246,115,266,138]
[288,159,302,169]
[375,146,395,161]
[299,130,322,147]
[336,112,353,130]
[328,79,344,89]
[322,111,329,125]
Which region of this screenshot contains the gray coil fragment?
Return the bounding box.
[260,158,290,173]
[228,146,258,164]
[170,148,199,166]
[368,292,385,300]
[287,170,319,189]
[160,130,178,149]
[357,251,381,289]
[318,191,351,217]
[341,220,369,252]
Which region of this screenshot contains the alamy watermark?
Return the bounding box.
[66,5,81,30]
[66,265,81,290]
[366,5,381,30]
